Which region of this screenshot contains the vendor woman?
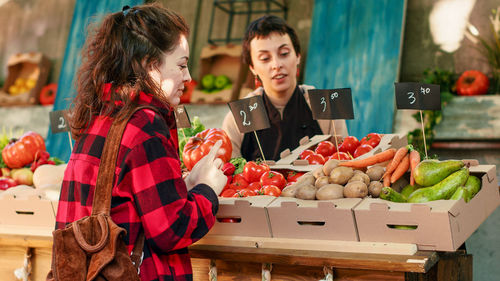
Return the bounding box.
[222,15,348,161]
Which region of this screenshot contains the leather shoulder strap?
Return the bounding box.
[91,106,157,215]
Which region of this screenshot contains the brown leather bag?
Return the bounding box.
[47,107,149,281]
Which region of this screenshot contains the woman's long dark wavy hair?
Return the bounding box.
[69,3,189,140]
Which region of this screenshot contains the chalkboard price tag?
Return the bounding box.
[395,82,441,110]
[228,95,270,134]
[308,88,354,120]
[174,105,191,129]
[49,110,70,134]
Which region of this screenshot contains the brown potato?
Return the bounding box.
[329,166,354,185]
[312,167,325,179]
[348,173,370,185]
[343,182,368,198]
[322,159,340,176]
[315,176,331,189]
[295,174,316,186]
[368,181,383,198]
[365,166,385,181]
[353,169,365,174]
[295,184,317,200]
[281,184,300,197]
[316,184,344,200]
[353,167,366,173]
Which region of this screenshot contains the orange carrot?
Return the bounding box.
[390,154,410,183]
[384,146,409,176]
[339,148,396,168]
[409,150,421,185]
[383,172,391,187]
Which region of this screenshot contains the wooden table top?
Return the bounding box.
[189,243,438,273]
[0,225,440,274]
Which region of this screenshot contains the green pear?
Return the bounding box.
[408,167,469,203]
[414,159,464,187]
[463,175,481,198]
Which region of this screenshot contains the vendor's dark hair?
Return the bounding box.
[69,3,189,140]
[242,15,301,66]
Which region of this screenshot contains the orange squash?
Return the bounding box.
[2,131,46,169]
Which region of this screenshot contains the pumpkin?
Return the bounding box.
[1,131,46,169]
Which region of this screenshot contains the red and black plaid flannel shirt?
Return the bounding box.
[55,90,218,281]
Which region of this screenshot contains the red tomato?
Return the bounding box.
[338,136,360,156]
[299,149,315,160]
[314,141,336,158]
[222,175,232,190]
[2,131,46,169]
[260,171,286,190]
[39,83,57,105]
[286,171,305,183]
[248,182,263,195]
[182,128,232,171]
[220,189,237,197]
[242,161,270,183]
[232,173,249,188]
[456,70,489,96]
[329,152,352,161]
[304,153,325,165]
[360,133,381,148]
[236,188,257,197]
[260,185,282,197]
[353,144,374,158]
[228,183,243,191]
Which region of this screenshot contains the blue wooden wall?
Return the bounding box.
[305,0,406,139]
[45,0,143,161]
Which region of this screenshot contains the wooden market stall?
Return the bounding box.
[0,227,472,281]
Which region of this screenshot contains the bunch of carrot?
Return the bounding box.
[338,145,421,187]
[382,145,421,187]
[339,148,396,169]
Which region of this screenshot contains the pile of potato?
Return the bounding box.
[281,159,388,200]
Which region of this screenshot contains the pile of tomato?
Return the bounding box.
[220,161,305,198]
[299,133,382,165]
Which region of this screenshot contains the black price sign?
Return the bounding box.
[49,110,69,134]
[228,95,270,134]
[174,105,191,129]
[308,88,354,120]
[395,82,441,110]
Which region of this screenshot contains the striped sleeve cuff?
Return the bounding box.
[190,184,219,215]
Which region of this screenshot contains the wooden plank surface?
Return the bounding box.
[192,259,406,281]
[0,245,26,281]
[190,244,437,273]
[195,235,418,255]
[0,225,53,248]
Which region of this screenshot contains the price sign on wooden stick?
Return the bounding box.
[394,82,441,158]
[49,110,73,151]
[309,88,354,160]
[228,95,270,161]
[174,104,192,145]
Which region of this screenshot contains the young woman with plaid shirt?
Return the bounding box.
[55,4,226,281]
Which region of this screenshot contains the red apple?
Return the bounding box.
[0,177,17,190]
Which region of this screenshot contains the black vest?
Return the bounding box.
[241,86,323,161]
